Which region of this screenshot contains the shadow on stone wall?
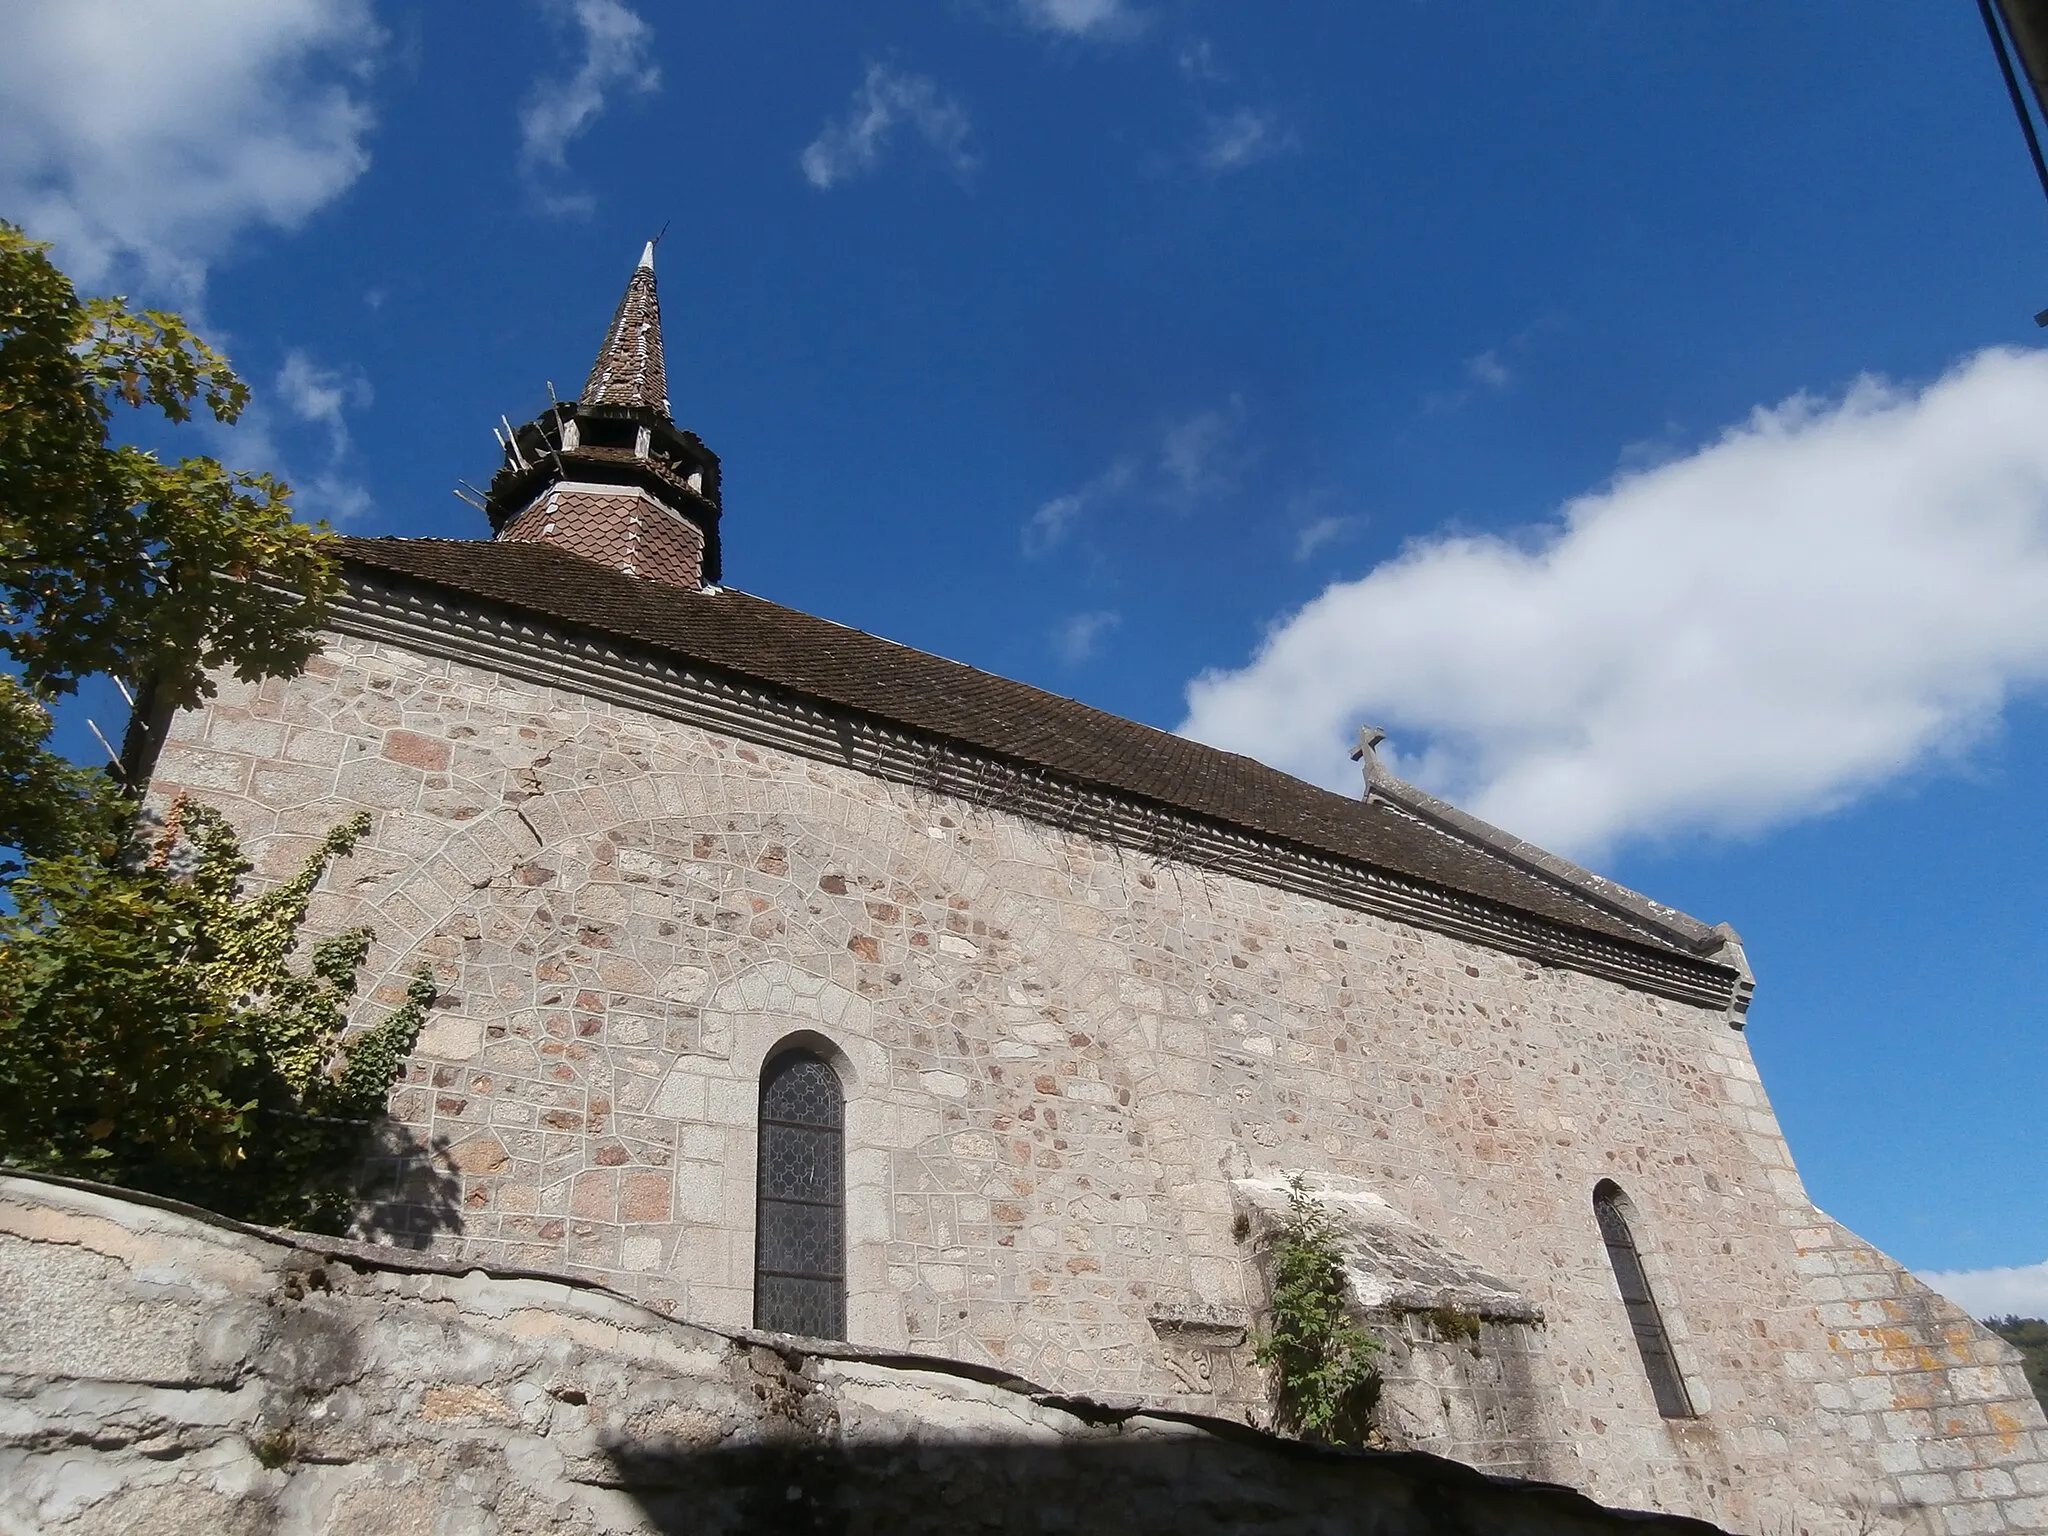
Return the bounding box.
[597,1434,1730,1536]
[351,1119,462,1249]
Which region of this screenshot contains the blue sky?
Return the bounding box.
[6,0,2048,1305]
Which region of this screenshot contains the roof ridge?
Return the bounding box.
[357,538,1230,753]
[328,535,1731,966]
[1366,775,1722,955]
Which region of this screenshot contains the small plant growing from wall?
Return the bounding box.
[1419,1304,1482,1341]
[1254,1175,1381,1445]
[1419,1304,1485,1356]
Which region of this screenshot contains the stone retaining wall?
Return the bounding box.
[0,1173,1731,1536]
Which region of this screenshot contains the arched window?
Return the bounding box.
[1593,1181,1694,1418]
[754,1050,846,1339]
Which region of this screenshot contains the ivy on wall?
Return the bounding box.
[0,798,432,1232]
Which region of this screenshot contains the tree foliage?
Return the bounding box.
[0,220,339,712]
[0,678,125,883]
[1254,1176,1382,1445]
[0,227,416,1232]
[0,798,433,1231]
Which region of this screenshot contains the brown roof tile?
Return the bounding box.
[581,245,667,415]
[499,487,706,590]
[335,535,1720,964]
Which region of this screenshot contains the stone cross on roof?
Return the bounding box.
[581,240,669,416]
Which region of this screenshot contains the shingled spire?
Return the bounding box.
[482,243,722,588]
[582,241,669,415]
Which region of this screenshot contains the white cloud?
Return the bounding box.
[1025,491,1086,557]
[519,0,659,215]
[1017,0,1136,38]
[801,65,976,191]
[0,0,381,300]
[200,396,369,527]
[292,470,375,526]
[1181,348,2048,861]
[1159,403,1240,497]
[1053,610,1121,663]
[1467,349,1512,391]
[1199,108,1297,174]
[1177,38,1224,81]
[1023,461,1131,557]
[1294,515,1354,563]
[276,349,372,458]
[1022,402,1241,557]
[1918,1260,2048,1321]
[1424,348,1517,414]
[225,349,375,525]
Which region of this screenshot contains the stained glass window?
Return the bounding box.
[754,1050,846,1339]
[1594,1181,1695,1418]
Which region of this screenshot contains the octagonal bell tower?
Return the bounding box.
[483,243,724,587]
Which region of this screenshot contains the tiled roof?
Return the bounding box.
[335,535,1722,964]
[581,245,668,414]
[499,486,707,589]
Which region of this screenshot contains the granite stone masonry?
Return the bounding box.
[0,1173,1739,1536]
[140,621,2048,1536]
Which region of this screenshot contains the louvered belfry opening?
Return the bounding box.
[754,1050,847,1339]
[1593,1181,1695,1418]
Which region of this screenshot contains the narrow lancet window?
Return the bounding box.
[1593,1181,1694,1418]
[754,1050,846,1339]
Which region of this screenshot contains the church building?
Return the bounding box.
[148,247,2048,1533]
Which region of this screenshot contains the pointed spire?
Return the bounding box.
[581,243,669,416]
[485,236,723,589]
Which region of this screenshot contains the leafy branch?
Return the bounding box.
[0,219,338,712]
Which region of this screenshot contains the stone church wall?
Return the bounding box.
[143,628,2048,1534]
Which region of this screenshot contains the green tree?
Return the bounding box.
[0,221,338,713]
[1255,1177,1382,1445]
[0,679,125,883]
[0,223,423,1230]
[1,217,340,873]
